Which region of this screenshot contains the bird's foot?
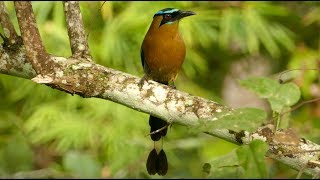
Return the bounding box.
[168,82,176,89]
[169,85,176,89]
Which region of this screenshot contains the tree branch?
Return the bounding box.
[14,1,54,75]
[63,1,92,61]
[212,126,320,177]
[0,2,20,45]
[0,42,319,177]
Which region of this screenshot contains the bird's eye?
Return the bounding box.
[164,14,171,20]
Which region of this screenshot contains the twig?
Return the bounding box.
[63,1,92,61]
[281,97,320,117]
[86,1,107,39]
[99,1,107,10]
[296,163,307,179]
[269,97,320,126]
[146,124,170,136]
[0,1,19,45]
[278,68,319,84]
[14,1,51,74]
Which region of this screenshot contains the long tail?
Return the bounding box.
[146,81,170,176]
[149,115,168,141]
[149,81,169,141]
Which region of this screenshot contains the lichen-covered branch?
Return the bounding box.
[14,1,52,75]
[0,39,35,77]
[0,2,20,45]
[0,41,319,177]
[208,125,320,177]
[63,1,92,60]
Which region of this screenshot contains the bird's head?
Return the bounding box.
[153,8,196,27]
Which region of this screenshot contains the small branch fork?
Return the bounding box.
[14,1,52,74]
[63,1,92,61]
[0,2,20,45]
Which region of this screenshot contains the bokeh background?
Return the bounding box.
[0,1,319,178]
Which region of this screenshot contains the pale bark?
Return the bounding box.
[0,2,19,45]
[63,1,92,60]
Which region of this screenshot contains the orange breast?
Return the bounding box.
[142,16,186,83]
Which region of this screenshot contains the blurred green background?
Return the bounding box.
[0,1,319,178]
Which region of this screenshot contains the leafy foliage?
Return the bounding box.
[207,140,268,178]
[217,2,295,58]
[239,77,301,129]
[239,77,301,113]
[198,108,266,132]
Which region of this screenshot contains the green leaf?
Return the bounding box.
[210,150,239,167]
[236,140,269,178]
[63,151,102,178]
[268,82,300,113]
[278,83,301,107]
[219,9,234,49]
[210,165,244,179]
[208,150,244,178]
[203,108,266,132]
[270,24,295,52]
[239,77,279,98]
[207,140,269,178]
[240,77,301,112]
[268,97,285,113]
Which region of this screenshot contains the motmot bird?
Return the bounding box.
[141,8,195,142]
[140,8,195,175]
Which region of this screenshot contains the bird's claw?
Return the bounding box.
[169,84,176,89]
[168,82,176,89]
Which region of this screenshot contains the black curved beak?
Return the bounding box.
[178,10,196,20]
